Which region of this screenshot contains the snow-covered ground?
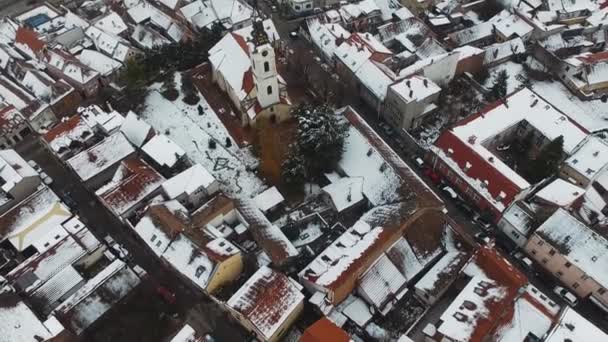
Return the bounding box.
[484,61,525,95]
[142,73,265,198]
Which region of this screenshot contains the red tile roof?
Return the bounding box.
[99,158,165,216]
[300,318,350,342]
[242,68,254,94]
[15,27,45,54]
[578,51,608,64]
[232,32,250,56]
[0,104,25,134]
[42,115,83,143]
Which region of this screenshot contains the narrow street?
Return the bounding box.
[14,137,247,341]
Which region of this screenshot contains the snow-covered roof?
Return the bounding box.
[209,0,253,27]
[307,19,350,61]
[93,11,128,36]
[96,158,165,216]
[350,32,392,55]
[441,88,588,190]
[227,266,304,341]
[493,293,555,342]
[374,0,409,21]
[120,111,152,147]
[30,265,84,316]
[0,187,71,252]
[453,45,484,60]
[54,259,141,334]
[253,186,284,213]
[355,60,393,101]
[564,136,608,181]
[63,11,89,30]
[158,0,180,10]
[16,4,62,33]
[334,40,372,74]
[501,203,534,235]
[358,253,407,314]
[77,49,122,76]
[133,200,187,256]
[390,75,440,103]
[0,149,37,193]
[131,24,170,49]
[493,11,533,39]
[208,19,279,101]
[0,105,26,135]
[0,75,35,110]
[162,163,217,199]
[161,234,216,290]
[46,49,99,85]
[414,251,468,296]
[141,134,186,168]
[385,237,429,282]
[170,324,202,342]
[43,115,94,153]
[322,177,364,212]
[341,295,373,327]
[67,132,135,182]
[80,104,125,134]
[545,307,608,342]
[483,38,525,65]
[535,178,584,206]
[536,209,608,288]
[448,21,494,46]
[0,294,52,342]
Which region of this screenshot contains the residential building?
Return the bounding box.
[560,135,608,187]
[524,209,608,311]
[141,134,188,177]
[42,114,98,160]
[544,307,608,341]
[0,75,57,132]
[44,49,101,98]
[428,88,588,222]
[226,266,305,342]
[0,292,54,342]
[0,149,40,214]
[0,104,31,149]
[383,75,441,131]
[161,163,219,210]
[96,158,166,222]
[300,318,350,342]
[66,132,136,190]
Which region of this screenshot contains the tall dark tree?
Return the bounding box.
[281,104,349,187]
[486,70,508,102]
[181,72,199,105]
[161,73,178,101]
[527,135,564,182]
[281,145,307,187]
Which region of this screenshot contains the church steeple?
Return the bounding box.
[250,19,279,109]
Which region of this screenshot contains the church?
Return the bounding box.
[209,19,292,127]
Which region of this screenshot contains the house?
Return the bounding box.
[483,38,525,67]
[161,163,218,210]
[0,75,57,132]
[84,26,136,63]
[44,49,101,98]
[179,0,220,30]
[133,199,244,294]
[428,88,588,222]
[0,187,72,253]
[524,209,608,311]
[14,4,63,34]
[141,134,187,176]
[453,45,485,75]
[545,307,608,341]
[383,75,441,131]
[77,49,123,80]
[227,266,305,342]
[209,19,292,126]
[498,202,538,247]
[321,177,365,214]
[16,68,82,120]
[66,132,136,189]
[560,135,608,187]
[492,11,534,42]
[532,178,585,208]
[96,158,166,221]
[177,0,253,31]
[53,259,143,335]
[42,114,98,160]
[300,317,350,342]
[0,292,53,342]
[448,21,495,47]
[357,253,409,315]
[125,0,185,43]
[253,186,285,216]
[338,1,383,32]
[0,149,41,214]
[424,246,561,341]
[414,251,470,305]
[306,19,351,63]
[0,104,31,149]
[79,104,125,135]
[288,0,314,15]
[14,26,46,59]
[120,111,154,148]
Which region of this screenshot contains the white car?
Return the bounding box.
[513,252,534,271]
[40,172,53,185]
[27,160,41,172]
[442,186,458,200]
[553,286,578,306]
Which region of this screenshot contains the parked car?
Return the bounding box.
[473,214,493,231]
[27,160,41,172]
[512,251,534,271]
[156,286,176,305]
[289,31,298,39]
[413,157,425,169]
[62,192,77,209]
[442,186,458,200]
[553,286,578,306]
[40,172,53,185]
[474,231,491,245]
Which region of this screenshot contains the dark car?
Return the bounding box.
[156,286,176,305]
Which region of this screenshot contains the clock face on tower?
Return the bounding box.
[262,50,269,57]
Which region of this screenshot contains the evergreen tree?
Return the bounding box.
[120,58,147,89]
[161,73,178,101]
[527,135,564,182]
[281,104,349,187]
[486,70,508,102]
[181,73,199,105]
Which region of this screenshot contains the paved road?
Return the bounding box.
[14,137,247,341]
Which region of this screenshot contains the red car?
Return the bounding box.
[424,168,442,185]
[156,286,176,305]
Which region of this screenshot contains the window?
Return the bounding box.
[151,234,157,242]
[305,3,312,8]
[267,85,273,95]
[294,5,301,10]
[264,61,270,72]
[573,283,579,289]
[542,258,548,264]
[156,241,162,247]
[556,271,563,277]
[510,231,520,239]
[195,266,206,278]
[531,249,537,255]
[537,240,544,246]
[599,288,606,295]
[565,262,572,268]
[549,249,556,256]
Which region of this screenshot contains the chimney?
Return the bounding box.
[406,80,411,87]
[409,89,413,97]
[423,79,428,87]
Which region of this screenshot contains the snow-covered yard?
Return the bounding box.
[142,73,265,198]
[484,61,525,95]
